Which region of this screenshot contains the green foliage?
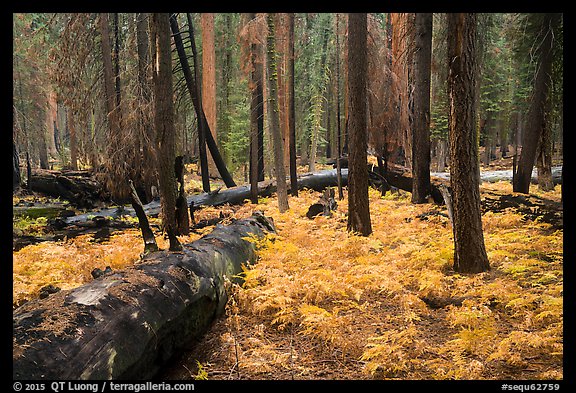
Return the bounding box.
[13,216,48,237]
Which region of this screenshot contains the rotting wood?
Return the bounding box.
[13,213,275,380]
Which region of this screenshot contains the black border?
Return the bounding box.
[9,5,572,392]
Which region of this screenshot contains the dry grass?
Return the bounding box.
[163,181,563,380]
[13,179,563,380]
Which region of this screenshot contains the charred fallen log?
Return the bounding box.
[13,213,275,380]
[13,218,136,252]
[63,167,449,226]
[28,169,109,209]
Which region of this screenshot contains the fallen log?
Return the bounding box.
[64,169,352,225]
[13,213,275,380]
[430,166,563,185]
[28,169,110,209]
[65,163,558,227]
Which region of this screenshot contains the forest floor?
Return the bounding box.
[12,156,563,380]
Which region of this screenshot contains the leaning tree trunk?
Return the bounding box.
[170,14,236,190]
[447,13,490,274]
[513,13,560,194]
[13,214,275,380]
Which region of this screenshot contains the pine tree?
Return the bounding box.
[446,13,489,273]
[347,12,372,237]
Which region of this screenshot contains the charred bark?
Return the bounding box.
[13,214,275,380]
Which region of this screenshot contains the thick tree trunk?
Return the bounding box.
[13,214,275,380]
[347,13,372,236]
[447,13,490,274]
[411,13,433,203]
[152,13,181,252]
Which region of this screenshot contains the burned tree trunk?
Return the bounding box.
[129,179,158,254]
[13,214,275,380]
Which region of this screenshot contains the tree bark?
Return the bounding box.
[335,13,344,200]
[447,13,490,274]
[99,13,125,201]
[67,110,78,170]
[346,13,372,236]
[248,13,264,204]
[411,13,432,204]
[513,13,560,194]
[287,13,298,197]
[175,156,190,235]
[151,13,181,252]
[13,139,21,191]
[136,12,158,204]
[13,214,275,380]
[201,13,218,176]
[391,13,414,169]
[266,13,290,213]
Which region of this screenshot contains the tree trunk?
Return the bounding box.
[151,13,181,252]
[266,13,289,213]
[99,13,125,201]
[391,13,414,169]
[346,13,372,236]
[335,13,344,200]
[248,13,264,204]
[287,13,298,197]
[183,13,210,193]
[13,139,21,191]
[175,156,190,235]
[13,214,275,380]
[513,13,560,194]
[447,13,490,274]
[201,13,218,177]
[128,179,158,254]
[136,12,158,204]
[411,13,432,204]
[67,110,78,170]
[170,14,236,190]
